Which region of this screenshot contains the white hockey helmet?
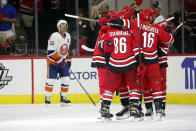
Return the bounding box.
[57,19,68,29]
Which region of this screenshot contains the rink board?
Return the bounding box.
[0,56,196,104]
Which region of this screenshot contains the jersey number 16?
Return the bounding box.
[142,32,155,48]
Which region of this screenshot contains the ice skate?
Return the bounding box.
[145,108,153,120]
[45,96,51,104]
[60,95,71,106]
[129,103,144,121]
[161,109,166,117]
[154,99,163,121]
[116,106,129,120]
[100,104,113,122]
[98,109,113,120]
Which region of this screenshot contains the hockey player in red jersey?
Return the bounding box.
[144,24,174,118]
[107,10,174,120]
[96,23,145,121]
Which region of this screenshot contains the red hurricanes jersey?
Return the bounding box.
[91,27,107,68]
[139,21,174,64]
[101,28,139,72]
[122,19,174,65]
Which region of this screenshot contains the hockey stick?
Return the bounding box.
[65,14,98,22]
[174,22,185,33]
[69,69,96,106]
[137,13,144,109]
[81,45,95,52]
[81,22,135,52]
[156,16,174,25]
[137,13,143,91]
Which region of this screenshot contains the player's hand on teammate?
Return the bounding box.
[98,40,114,53]
[98,16,111,26]
[100,25,110,32]
[164,26,174,36]
[109,19,124,28]
[137,64,146,78]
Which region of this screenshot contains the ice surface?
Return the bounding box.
[0,104,195,131]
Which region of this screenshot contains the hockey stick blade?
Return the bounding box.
[174,22,185,33]
[81,45,94,52]
[65,14,98,22]
[156,16,174,25]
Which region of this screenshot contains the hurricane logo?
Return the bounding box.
[0,64,13,89]
[60,44,69,56]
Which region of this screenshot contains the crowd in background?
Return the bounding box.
[0,0,195,56]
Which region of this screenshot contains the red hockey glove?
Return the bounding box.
[137,64,146,78]
[98,40,114,53]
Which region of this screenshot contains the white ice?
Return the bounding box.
[0,104,196,131]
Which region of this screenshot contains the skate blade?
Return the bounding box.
[154,113,163,121]
[116,115,129,120]
[97,114,102,119]
[101,117,112,122]
[45,104,51,107]
[144,116,154,121]
[130,116,144,121]
[60,102,71,106]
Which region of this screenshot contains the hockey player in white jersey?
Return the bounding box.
[45,19,71,105]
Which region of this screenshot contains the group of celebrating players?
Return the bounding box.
[91,0,174,121]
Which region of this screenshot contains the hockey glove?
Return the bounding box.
[109,19,124,29]
[56,58,66,68]
[165,26,174,36]
[137,64,146,78]
[65,59,71,69]
[98,40,114,53]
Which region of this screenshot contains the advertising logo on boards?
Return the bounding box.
[181,58,196,89]
[0,63,13,89]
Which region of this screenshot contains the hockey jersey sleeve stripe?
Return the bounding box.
[158,56,167,60]
[92,55,106,63]
[46,56,56,65]
[123,19,131,28]
[48,51,61,60]
[162,33,174,45]
[160,47,168,54]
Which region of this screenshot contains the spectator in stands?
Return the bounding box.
[70,9,92,56]
[153,1,167,26]
[0,31,27,55]
[171,10,193,53]
[18,0,34,48]
[15,34,28,56]
[0,31,16,55]
[89,3,109,49]
[0,0,18,46]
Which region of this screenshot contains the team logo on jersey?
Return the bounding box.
[0,63,13,89]
[60,44,68,56]
[181,58,196,89]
